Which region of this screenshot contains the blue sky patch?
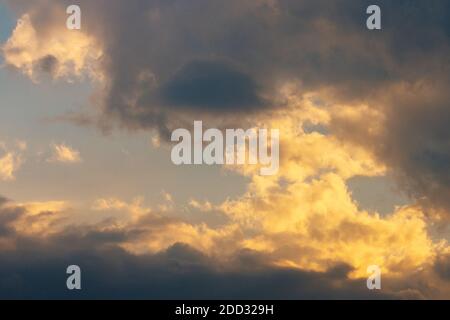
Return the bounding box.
[0,3,15,44]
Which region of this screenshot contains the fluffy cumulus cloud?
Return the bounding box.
[1,0,450,298]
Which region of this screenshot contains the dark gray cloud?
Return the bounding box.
[382,91,450,215]
[0,197,24,237]
[35,54,59,76]
[7,0,449,122]
[161,59,265,112]
[435,254,450,281]
[2,233,448,299]
[0,235,407,299]
[5,1,449,110]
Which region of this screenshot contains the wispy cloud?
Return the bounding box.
[0,140,25,181]
[47,143,82,164]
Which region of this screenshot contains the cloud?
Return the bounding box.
[329,81,450,218]
[0,141,25,181]
[212,101,445,279]
[160,59,266,112]
[92,197,149,224]
[0,195,445,299]
[435,254,450,281]
[0,174,449,299]
[0,198,70,238]
[3,1,448,126]
[0,152,20,181]
[0,240,395,299]
[0,196,25,238]
[47,143,82,164]
[2,12,102,82]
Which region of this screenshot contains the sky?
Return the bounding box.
[0,0,449,299]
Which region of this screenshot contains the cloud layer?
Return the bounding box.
[0,195,448,299]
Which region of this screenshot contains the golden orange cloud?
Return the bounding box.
[2,14,102,82]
